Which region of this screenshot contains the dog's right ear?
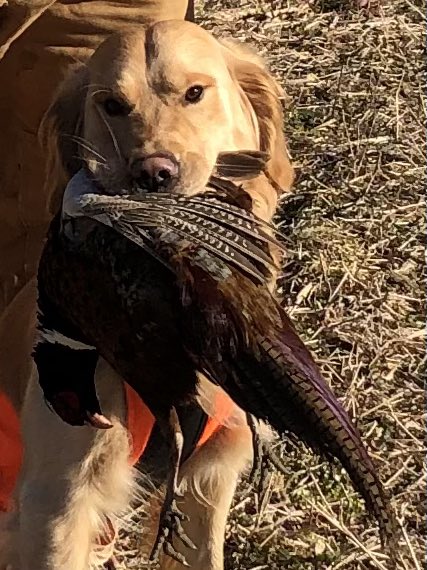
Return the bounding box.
[220,39,294,198]
[39,64,89,215]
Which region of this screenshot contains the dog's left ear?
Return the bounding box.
[220,39,294,195]
[38,64,89,215]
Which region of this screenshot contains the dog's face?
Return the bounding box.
[43,20,293,217]
[82,23,259,195]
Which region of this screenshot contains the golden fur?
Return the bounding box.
[0,20,293,570]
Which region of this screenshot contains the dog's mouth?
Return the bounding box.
[82,149,269,199]
[81,160,136,197]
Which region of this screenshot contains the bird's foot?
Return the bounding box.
[247,414,289,498]
[247,413,268,491]
[150,407,197,566]
[150,494,196,566]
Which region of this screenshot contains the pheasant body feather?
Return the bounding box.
[35,165,396,565]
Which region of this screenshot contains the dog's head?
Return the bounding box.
[42,20,293,220]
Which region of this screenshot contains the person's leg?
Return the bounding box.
[0,0,190,314]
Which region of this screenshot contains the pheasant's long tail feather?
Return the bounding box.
[183,270,397,564]
[213,305,398,563]
[248,343,394,548]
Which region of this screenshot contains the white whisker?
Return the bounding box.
[91,88,111,98]
[95,106,123,163]
[69,135,107,164]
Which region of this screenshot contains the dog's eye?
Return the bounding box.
[102,97,131,117]
[185,85,204,104]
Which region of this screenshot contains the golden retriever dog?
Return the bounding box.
[0,20,293,570]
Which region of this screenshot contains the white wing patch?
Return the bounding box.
[38,328,96,351]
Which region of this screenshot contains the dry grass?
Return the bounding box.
[196,1,425,569]
[120,2,425,568]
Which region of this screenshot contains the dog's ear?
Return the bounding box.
[220,40,293,195]
[39,64,89,214]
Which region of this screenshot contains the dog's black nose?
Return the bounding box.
[131,152,179,192]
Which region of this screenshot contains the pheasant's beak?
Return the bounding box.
[86,412,113,430]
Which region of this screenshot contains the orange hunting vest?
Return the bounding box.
[0,386,235,512]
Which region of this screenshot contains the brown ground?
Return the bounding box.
[123,2,425,568]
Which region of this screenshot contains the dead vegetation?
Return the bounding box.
[122,1,425,568]
[197,1,425,569]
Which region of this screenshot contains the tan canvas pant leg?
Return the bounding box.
[0,0,189,314]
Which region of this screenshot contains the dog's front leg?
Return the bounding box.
[156,423,254,570]
[17,361,131,570]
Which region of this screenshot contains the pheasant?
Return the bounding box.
[34,155,396,566]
